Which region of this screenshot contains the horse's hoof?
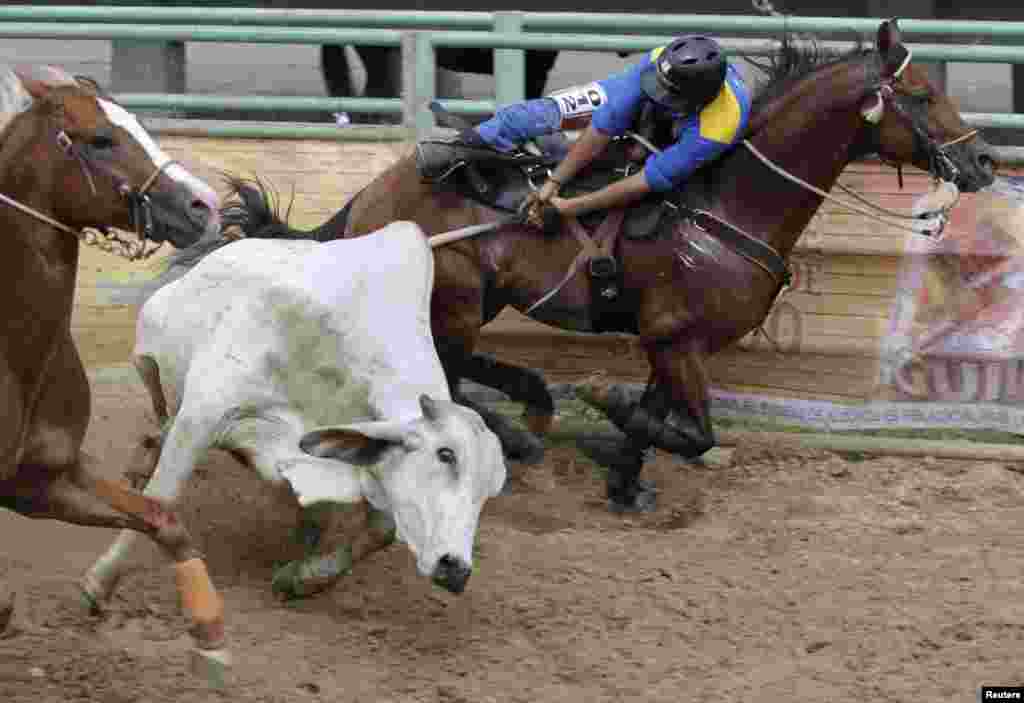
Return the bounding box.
[190,647,232,688]
[607,488,658,514]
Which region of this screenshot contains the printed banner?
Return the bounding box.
[713,176,1024,434]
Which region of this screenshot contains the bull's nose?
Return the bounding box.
[432,554,472,594]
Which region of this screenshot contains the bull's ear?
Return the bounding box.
[299,420,414,461]
[420,394,443,422]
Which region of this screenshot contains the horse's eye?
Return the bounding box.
[437,447,457,465]
[89,135,114,150]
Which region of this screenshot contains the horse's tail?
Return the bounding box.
[219,173,312,240]
[96,174,308,308]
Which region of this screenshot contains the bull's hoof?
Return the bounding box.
[79,571,110,615]
[271,547,353,600]
[189,647,232,689]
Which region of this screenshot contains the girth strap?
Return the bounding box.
[685,208,792,288]
[525,208,626,315]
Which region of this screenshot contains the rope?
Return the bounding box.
[0,190,161,261]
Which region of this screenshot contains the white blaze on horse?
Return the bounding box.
[84,222,507,603]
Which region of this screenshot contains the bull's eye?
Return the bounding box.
[437,447,457,465]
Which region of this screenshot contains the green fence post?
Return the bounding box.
[405,31,436,139]
[494,11,525,108]
[110,39,185,118]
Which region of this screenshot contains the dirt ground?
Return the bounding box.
[3,360,1024,702]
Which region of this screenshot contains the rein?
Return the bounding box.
[742,138,959,236]
[742,46,977,238]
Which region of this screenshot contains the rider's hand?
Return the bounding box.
[521,177,562,228]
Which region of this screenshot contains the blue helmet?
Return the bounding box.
[641,35,728,113]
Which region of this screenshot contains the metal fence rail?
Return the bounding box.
[5,6,1024,40]
[1,8,1023,144]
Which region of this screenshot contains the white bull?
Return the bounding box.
[84,222,506,602]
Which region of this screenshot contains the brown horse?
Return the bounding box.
[0,65,230,680]
[213,19,995,513]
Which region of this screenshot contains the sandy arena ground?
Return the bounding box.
[2,346,1024,703]
[0,243,1022,701]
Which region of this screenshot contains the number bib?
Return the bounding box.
[548,82,608,130]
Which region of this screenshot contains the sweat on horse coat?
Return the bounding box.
[84,221,507,599]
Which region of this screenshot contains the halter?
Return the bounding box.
[0,111,175,260]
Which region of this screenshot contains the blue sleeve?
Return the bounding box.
[591,60,648,137]
[474,97,564,152]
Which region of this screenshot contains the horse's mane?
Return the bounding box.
[746,33,871,117]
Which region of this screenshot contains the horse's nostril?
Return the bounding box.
[978,154,996,175]
[191,199,211,214]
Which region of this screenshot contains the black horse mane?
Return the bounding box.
[747,33,871,115]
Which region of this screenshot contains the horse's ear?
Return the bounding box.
[15,74,52,101]
[14,65,76,100]
[877,19,910,78]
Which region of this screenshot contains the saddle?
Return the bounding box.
[416,131,679,332]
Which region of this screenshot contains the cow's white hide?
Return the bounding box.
[86,222,505,595]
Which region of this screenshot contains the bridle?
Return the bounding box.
[862,48,979,187]
[742,47,981,238]
[0,100,176,259]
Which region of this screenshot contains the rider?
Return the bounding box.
[463,35,752,226]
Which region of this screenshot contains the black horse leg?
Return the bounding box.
[461,353,555,435]
[524,50,559,99]
[577,339,716,513]
[440,351,546,465]
[321,45,402,125]
[320,44,353,101]
[576,374,662,513]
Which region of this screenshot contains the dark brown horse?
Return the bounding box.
[0,65,230,680]
[214,19,995,513]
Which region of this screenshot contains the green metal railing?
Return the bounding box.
[2,7,1024,142]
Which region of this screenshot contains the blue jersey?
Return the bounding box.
[592,47,752,192]
[473,45,751,192]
